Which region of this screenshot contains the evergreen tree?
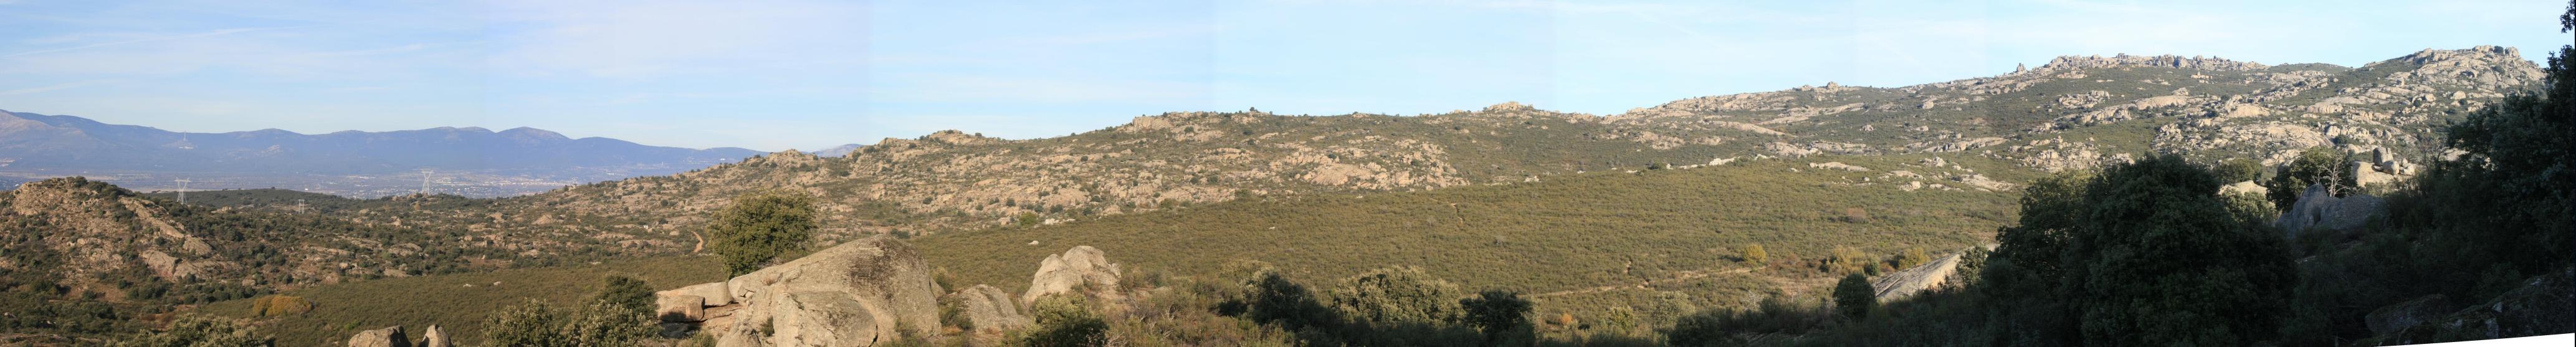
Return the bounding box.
[1459,290,1532,346]
[1831,273,1875,320]
[2068,155,2297,345]
[707,191,818,275]
[2265,147,2352,211]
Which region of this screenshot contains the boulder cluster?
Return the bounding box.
[331,236,1125,347]
[2275,184,2389,239]
[343,325,447,347]
[644,237,1123,347]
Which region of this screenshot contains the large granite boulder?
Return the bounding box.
[943,285,1032,333]
[346,326,408,347]
[2274,184,2386,237]
[662,281,732,307]
[659,295,707,322]
[416,325,448,347]
[713,235,941,347]
[2219,181,2265,196]
[1022,245,1122,305]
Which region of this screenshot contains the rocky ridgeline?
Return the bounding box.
[0,178,462,300]
[634,238,1124,346]
[170,47,2544,275]
[2031,54,2271,73]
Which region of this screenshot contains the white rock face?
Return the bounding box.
[1022,245,1123,305]
[417,325,449,347]
[659,295,707,322]
[944,284,1033,333]
[346,326,408,347]
[1806,162,1871,172]
[714,236,942,347]
[2274,184,2388,238]
[662,281,731,307]
[2220,181,2266,196]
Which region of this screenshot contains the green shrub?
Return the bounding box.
[707,191,818,276]
[1831,273,1874,320]
[2265,147,2353,211]
[249,296,312,317]
[1823,246,1871,275]
[2213,158,2265,183]
[1665,295,1829,346]
[1894,247,1930,270]
[1329,266,1465,325]
[591,276,654,315]
[107,316,272,347]
[478,298,655,347]
[1023,295,1109,347]
[1458,290,1532,345]
[1741,244,1768,265]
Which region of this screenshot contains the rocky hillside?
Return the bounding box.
[399,46,2539,249]
[123,47,2540,286]
[0,177,662,308]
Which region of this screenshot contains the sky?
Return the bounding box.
[0,1,2566,151]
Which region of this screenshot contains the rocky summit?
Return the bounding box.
[447,46,2541,251]
[8,45,2557,346]
[32,47,2533,296]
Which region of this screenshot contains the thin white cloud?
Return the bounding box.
[484,0,872,78]
[2,26,307,58]
[0,78,117,95]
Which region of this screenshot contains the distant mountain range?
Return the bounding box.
[0,109,762,194]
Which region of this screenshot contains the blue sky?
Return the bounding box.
[0,0,2565,151]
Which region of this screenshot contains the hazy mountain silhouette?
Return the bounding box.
[0,109,762,176]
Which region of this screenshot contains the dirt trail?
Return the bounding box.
[1532,267,1753,298]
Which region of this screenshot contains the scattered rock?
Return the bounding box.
[943,285,1033,333]
[417,325,448,347]
[1023,245,1123,305]
[1806,162,1871,172]
[2274,184,2387,237]
[346,326,408,347]
[2220,181,2266,196]
[1952,174,2015,191]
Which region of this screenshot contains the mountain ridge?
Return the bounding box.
[468,46,2539,246]
[0,45,2548,345]
[0,110,765,197]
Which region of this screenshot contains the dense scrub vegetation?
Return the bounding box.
[914,154,2018,338]
[0,178,512,344]
[197,256,723,346]
[1662,17,2576,345]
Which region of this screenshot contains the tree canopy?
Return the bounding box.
[707,190,818,275]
